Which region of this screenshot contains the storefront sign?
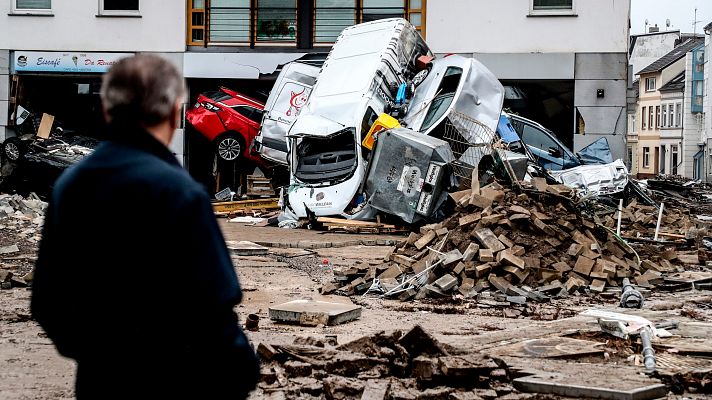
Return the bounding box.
[13,51,134,73]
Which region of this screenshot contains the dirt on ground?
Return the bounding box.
[1,219,711,399]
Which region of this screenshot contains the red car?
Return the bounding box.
[186,87,265,163]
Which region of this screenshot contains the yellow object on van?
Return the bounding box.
[361,113,401,150]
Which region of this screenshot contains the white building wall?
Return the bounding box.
[629,32,680,76]
[0,1,185,52]
[426,0,629,54]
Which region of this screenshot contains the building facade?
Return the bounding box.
[0,0,186,158]
[427,0,630,162]
[628,39,703,178]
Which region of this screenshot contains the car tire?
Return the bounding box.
[2,137,25,163]
[216,133,244,162]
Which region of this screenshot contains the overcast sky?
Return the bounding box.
[631,0,712,35]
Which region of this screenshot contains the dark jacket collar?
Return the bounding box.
[106,122,180,167]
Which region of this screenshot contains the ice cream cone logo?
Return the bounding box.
[72,56,78,66]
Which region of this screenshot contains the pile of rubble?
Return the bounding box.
[0,193,45,289]
[256,325,513,399]
[0,193,47,223]
[322,177,712,307]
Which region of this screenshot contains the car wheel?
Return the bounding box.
[2,137,25,162]
[412,68,429,87]
[216,134,243,162]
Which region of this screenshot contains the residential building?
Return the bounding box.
[703,22,712,181]
[630,39,702,178]
[657,72,683,176]
[428,0,630,161]
[0,0,186,159]
[684,43,705,180]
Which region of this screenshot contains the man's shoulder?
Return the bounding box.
[55,142,203,199]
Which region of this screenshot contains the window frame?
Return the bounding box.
[98,0,140,16]
[641,106,646,130]
[661,104,667,128]
[643,147,650,168]
[675,102,681,127]
[648,107,654,130]
[313,0,426,45]
[529,0,576,16]
[12,0,52,15]
[645,77,656,92]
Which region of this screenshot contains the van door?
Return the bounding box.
[254,62,320,165]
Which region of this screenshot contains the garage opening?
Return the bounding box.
[501,80,575,151]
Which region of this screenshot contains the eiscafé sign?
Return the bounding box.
[13,51,134,73]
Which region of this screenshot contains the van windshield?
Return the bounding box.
[420,67,462,131]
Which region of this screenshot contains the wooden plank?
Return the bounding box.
[36,113,55,139]
[212,198,279,214]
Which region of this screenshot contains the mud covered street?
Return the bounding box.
[1,220,711,399]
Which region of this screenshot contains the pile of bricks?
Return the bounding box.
[322,177,710,304]
[256,325,513,399]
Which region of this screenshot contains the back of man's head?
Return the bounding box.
[101,55,184,128]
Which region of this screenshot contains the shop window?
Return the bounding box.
[314,1,424,44]
[256,0,297,42]
[362,0,405,22]
[100,0,139,15]
[315,0,356,44]
[209,0,251,43]
[14,0,51,13]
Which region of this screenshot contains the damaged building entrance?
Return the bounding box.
[8,51,134,140]
[11,75,105,139]
[185,78,277,197]
[502,80,575,151]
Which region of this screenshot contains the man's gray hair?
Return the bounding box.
[100,55,185,127]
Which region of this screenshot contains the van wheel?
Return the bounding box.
[412,68,429,87]
[216,133,244,162]
[2,137,25,163]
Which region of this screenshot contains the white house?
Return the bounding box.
[427,0,631,162]
[0,0,186,158]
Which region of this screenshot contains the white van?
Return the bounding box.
[252,62,320,165]
[284,18,431,219]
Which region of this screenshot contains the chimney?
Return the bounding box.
[649,24,660,33]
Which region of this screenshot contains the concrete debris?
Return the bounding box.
[268,299,362,326]
[257,326,513,399]
[322,178,712,306]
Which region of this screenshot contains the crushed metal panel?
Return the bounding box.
[548,159,628,196]
[578,137,614,165]
[364,128,455,223]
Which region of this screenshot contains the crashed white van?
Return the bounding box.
[252,62,320,165]
[284,18,431,218]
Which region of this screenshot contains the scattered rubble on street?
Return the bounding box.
[0,193,46,289]
[320,176,712,308]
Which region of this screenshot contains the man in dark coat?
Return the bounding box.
[31,55,259,399]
